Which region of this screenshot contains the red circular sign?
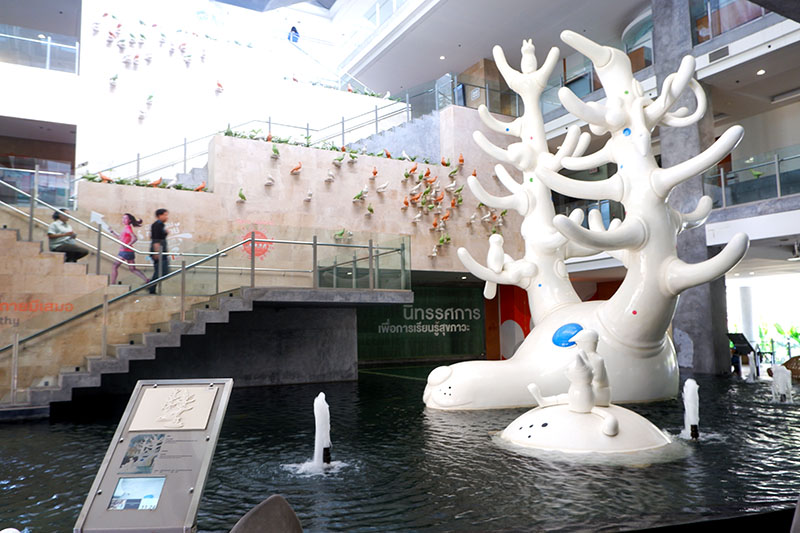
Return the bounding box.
[242,231,273,258]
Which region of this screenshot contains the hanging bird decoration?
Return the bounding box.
[448,167,459,179]
[215,81,224,94]
[237,188,247,202]
[412,211,423,224]
[409,162,418,174]
[410,181,423,194]
[384,149,392,159]
[441,209,451,222]
[304,189,313,202]
[371,166,378,179]
[332,153,344,166]
[264,175,275,186]
[429,245,438,257]
[348,152,358,163]
[148,177,162,187]
[401,196,409,210]
[353,185,368,201]
[100,173,113,183]
[194,181,206,192]
[410,191,423,203]
[334,228,347,240]
[430,215,440,230]
[424,168,431,178]
[325,170,335,182]
[471,169,477,177]
[271,145,280,159]
[458,153,464,166]
[445,181,457,192]
[434,191,445,203]
[376,181,389,193]
[290,162,302,174]
[366,204,374,216]
[441,157,451,167]
[266,133,273,142]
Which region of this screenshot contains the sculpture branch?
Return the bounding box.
[495,164,522,194]
[663,233,749,295]
[536,166,624,201]
[478,105,522,137]
[651,126,744,198]
[553,215,646,250]
[467,175,528,215]
[457,247,536,288]
[678,195,713,231]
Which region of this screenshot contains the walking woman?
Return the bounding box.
[109,213,149,285]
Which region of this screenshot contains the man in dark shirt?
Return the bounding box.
[148,208,169,294]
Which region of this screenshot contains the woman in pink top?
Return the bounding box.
[110,213,149,285]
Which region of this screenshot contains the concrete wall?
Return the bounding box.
[348,112,441,162]
[730,100,800,162]
[77,304,358,395]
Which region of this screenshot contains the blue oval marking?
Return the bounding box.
[623,128,631,136]
[505,128,509,132]
[552,323,584,347]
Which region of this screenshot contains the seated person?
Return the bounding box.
[47,209,89,262]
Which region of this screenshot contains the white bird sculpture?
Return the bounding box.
[484,234,505,299]
[376,181,389,193]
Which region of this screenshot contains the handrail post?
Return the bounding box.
[485,82,490,108]
[400,241,406,290]
[28,164,38,241]
[215,247,220,294]
[775,153,782,197]
[136,153,140,180]
[11,333,19,405]
[368,239,375,290]
[250,231,255,288]
[101,291,108,358]
[45,35,51,70]
[332,257,338,289]
[720,168,727,208]
[406,92,411,121]
[306,122,310,145]
[352,251,357,289]
[268,116,272,137]
[180,260,186,321]
[341,116,345,147]
[183,138,187,174]
[157,248,164,294]
[374,241,380,289]
[375,105,379,134]
[312,235,319,288]
[74,40,80,74]
[95,222,102,275]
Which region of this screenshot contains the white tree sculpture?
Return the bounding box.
[423,32,748,410]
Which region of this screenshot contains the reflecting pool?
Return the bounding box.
[1,369,799,532]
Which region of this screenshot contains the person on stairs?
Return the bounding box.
[148,208,170,294]
[109,213,149,285]
[47,209,89,263]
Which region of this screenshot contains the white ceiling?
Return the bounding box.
[0,0,81,39]
[0,116,77,144]
[347,0,650,93]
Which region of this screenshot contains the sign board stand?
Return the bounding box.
[74,378,233,533]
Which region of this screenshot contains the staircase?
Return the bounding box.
[348,112,440,162]
[24,288,251,410]
[174,164,208,189]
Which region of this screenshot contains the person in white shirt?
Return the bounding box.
[47,209,89,262]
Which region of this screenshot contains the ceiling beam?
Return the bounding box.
[750,1,800,22]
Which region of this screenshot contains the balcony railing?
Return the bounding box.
[0,24,79,73]
[702,144,800,208]
[691,0,768,45]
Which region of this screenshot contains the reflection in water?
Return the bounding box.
[0,374,799,532]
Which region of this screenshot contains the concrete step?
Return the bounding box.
[86,356,129,374]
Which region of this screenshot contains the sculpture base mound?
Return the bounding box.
[499,404,672,454]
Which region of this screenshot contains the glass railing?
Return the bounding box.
[701,143,800,208]
[690,0,768,45]
[0,161,73,208]
[0,226,411,405]
[0,24,79,73]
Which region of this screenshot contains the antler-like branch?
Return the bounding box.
[644,55,696,127]
[457,247,537,288]
[651,126,744,198]
[663,233,749,295]
[536,166,624,201]
[466,175,528,215]
[478,105,522,137]
[495,164,522,194]
[677,195,713,231]
[562,140,613,170]
[553,215,646,250]
[473,131,537,171]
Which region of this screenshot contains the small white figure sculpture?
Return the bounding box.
[325,170,335,182]
[376,181,389,193]
[312,392,332,466]
[500,332,672,453]
[264,175,275,186]
[304,189,313,202]
[156,388,196,428]
[771,365,793,403]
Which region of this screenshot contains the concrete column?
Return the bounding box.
[652,0,731,373]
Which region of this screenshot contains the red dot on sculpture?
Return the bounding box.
[632,310,638,315]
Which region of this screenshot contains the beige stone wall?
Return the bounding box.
[64,105,527,280]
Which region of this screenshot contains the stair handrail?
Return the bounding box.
[0,234,408,356]
[0,237,251,355]
[0,177,217,259]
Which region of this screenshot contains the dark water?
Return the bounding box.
[1,369,800,532]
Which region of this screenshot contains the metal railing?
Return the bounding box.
[0,24,79,74]
[0,231,409,405]
[0,174,213,270]
[86,99,409,184]
[701,148,800,208]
